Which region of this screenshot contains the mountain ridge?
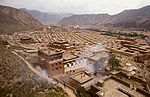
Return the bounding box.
[96,5,150,31]
[0,5,42,34]
[21,8,74,25]
[58,5,150,31]
[58,14,110,26]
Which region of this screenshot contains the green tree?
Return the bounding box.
[108,55,120,70]
[76,87,91,97]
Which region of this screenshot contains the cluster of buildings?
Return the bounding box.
[3,26,150,97]
[91,72,150,97]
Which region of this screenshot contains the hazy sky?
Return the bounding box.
[0,0,150,14]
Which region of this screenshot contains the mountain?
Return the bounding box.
[0,5,42,34]
[58,14,110,26]
[21,8,73,25]
[95,5,150,31]
[58,5,150,31]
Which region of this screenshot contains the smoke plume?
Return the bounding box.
[35,66,56,84]
[75,43,109,74]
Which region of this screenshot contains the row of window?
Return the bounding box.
[51,62,62,67]
[65,62,76,67]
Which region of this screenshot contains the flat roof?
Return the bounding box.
[70,71,93,84]
[63,53,78,60]
[93,78,145,97]
[88,52,108,61]
[39,49,62,55]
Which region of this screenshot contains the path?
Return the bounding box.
[12,51,76,97]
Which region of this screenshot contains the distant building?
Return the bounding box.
[48,40,76,50]
[38,50,64,76]
[134,54,150,63]
[20,36,34,44]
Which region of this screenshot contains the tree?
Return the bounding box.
[108,55,120,70]
[76,87,91,97]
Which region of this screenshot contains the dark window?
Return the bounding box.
[56,63,58,66]
[67,64,69,67]
[52,64,54,67]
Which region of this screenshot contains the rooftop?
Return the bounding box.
[63,53,78,61]
[39,49,62,56]
[88,52,108,61]
[70,71,93,84]
[92,72,150,97]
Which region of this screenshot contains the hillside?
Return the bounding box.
[96,5,150,31]
[21,8,73,25]
[0,38,67,97]
[0,5,42,34]
[58,5,150,31]
[58,14,110,26]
